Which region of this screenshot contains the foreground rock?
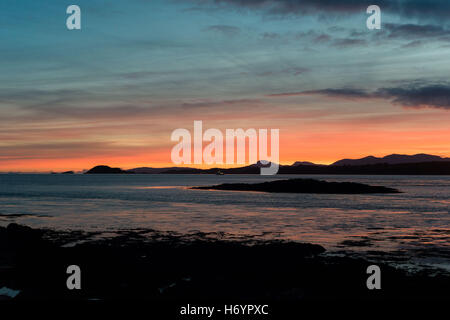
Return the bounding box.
[192,178,400,194]
[0,224,448,301]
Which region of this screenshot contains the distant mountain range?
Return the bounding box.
[292,161,322,166]
[83,154,450,175]
[331,154,450,166]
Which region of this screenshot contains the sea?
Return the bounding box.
[0,174,449,271]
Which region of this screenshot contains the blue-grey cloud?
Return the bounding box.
[377,85,450,109]
[384,23,450,39]
[332,38,367,47]
[181,98,261,109]
[255,67,310,77]
[267,88,371,99]
[204,25,241,36]
[261,32,282,40]
[273,84,450,110]
[186,0,450,20]
[401,40,425,48]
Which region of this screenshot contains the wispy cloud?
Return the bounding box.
[384,23,450,39]
[267,88,371,99]
[332,38,367,47]
[204,25,241,36]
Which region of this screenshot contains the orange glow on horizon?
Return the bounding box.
[1,106,449,172]
[1,130,448,172]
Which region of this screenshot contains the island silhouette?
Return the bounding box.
[83,153,450,175]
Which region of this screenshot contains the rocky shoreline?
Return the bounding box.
[0,223,449,301]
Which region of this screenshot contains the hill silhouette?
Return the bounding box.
[128,167,197,174]
[85,165,129,174]
[332,153,449,166]
[292,161,321,166]
[83,154,450,175]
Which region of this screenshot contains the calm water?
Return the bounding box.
[0,174,449,266]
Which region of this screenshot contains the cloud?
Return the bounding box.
[181,98,261,109]
[271,84,450,110]
[186,0,450,20]
[296,30,333,43]
[295,30,368,48]
[332,38,367,47]
[267,88,372,99]
[261,32,282,40]
[401,40,425,48]
[204,25,241,36]
[366,23,450,48]
[0,141,164,162]
[189,0,367,15]
[377,85,450,110]
[263,22,450,49]
[256,67,309,77]
[384,23,450,39]
[314,33,332,43]
[0,88,86,103]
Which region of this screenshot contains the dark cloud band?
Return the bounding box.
[377,85,450,109]
[269,84,450,110]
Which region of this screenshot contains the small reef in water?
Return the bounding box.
[192,178,401,194]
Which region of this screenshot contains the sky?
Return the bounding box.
[0,0,449,171]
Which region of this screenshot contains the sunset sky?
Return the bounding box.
[1,0,449,171]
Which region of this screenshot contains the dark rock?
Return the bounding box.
[3,223,45,249]
[192,178,401,194]
[0,224,449,301]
